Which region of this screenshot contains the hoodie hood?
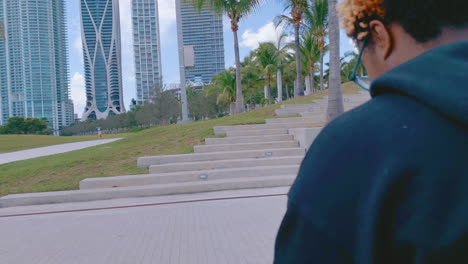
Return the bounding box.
[370,41,468,128]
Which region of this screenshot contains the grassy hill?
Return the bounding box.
[0,83,361,196]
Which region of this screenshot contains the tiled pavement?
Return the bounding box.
[0,187,289,264]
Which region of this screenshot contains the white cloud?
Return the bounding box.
[119,0,133,47]
[158,0,177,36]
[240,22,285,50]
[73,37,82,53]
[69,15,83,59]
[348,38,359,53]
[70,72,86,115]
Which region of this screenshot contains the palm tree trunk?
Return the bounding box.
[326,0,344,122]
[285,82,290,99]
[276,69,282,102]
[320,48,325,91]
[294,23,304,97]
[267,76,272,104]
[305,74,311,95]
[250,93,254,109]
[229,102,236,116]
[233,29,244,114]
[309,72,314,93]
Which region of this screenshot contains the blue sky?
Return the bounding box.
[66,0,354,115]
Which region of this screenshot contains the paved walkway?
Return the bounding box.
[0,187,289,264]
[0,138,122,165]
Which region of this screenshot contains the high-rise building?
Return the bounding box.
[80,0,125,120]
[132,0,163,105]
[0,0,72,134]
[176,0,225,85]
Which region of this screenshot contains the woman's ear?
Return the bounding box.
[369,20,393,60]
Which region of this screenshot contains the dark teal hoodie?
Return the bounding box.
[274,41,468,264]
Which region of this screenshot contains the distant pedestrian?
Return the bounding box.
[274,0,468,263]
[97,127,102,139]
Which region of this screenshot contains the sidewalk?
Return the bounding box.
[0,187,289,264]
[0,138,122,165]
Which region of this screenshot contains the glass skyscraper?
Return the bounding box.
[176,0,225,84]
[0,0,73,134]
[132,0,163,105]
[80,0,124,120]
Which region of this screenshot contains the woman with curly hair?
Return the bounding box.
[274,0,468,263]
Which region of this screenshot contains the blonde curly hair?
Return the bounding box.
[337,0,386,41]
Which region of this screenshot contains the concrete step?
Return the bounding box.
[265,117,325,124]
[266,122,324,129]
[214,124,267,135]
[148,156,304,174]
[194,141,299,153]
[281,104,315,109]
[275,106,359,116]
[80,165,300,189]
[299,112,325,118]
[0,175,296,208]
[275,108,319,116]
[323,95,371,101]
[137,148,306,168]
[205,134,293,145]
[284,103,363,111]
[226,128,288,137]
[214,122,324,135]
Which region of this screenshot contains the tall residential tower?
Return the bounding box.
[132,0,163,104]
[176,0,225,85]
[80,0,125,120]
[0,0,73,134]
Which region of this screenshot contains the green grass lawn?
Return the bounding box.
[0,83,362,196]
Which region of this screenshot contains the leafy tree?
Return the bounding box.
[190,0,262,114]
[304,0,328,91]
[275,0,309,97]
[188,88,228,120]
[205,69,237,115]
[300,32,321,94]
[0,117,48,134]
[241,51,264,105]
[255,42,279,104]
[281,58,298,100]
[62,91,180,135]
[274,34,290,102]
[24,118,47,134]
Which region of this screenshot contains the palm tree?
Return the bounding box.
[205,69,237,115]
[255,42,278,104]
[241,51,264,107]
[281,57,297,100]
[304,0,328,91]
[324,53,360,83]
[274,34,290,102]
[191,0,262,114]
[326,0,344,122]
[300,32,321,95]
[275,0,308,97]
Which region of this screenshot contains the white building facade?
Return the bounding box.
[132,0,163,104]
[0,0,73,133]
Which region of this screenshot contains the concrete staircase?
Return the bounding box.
[0,92,371,208]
